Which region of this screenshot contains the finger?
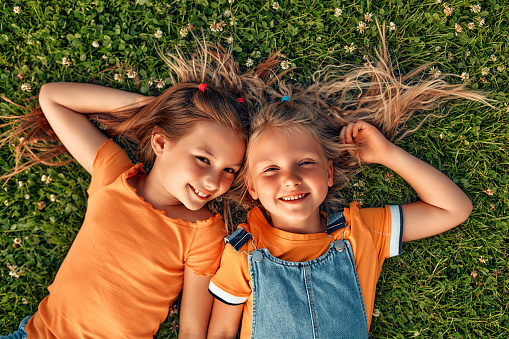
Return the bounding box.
[339,126,346,144]
[344,123,355,144]
[352,121,367,138]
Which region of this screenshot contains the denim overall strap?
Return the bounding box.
[248,216,369,339]
[225,227,253,251]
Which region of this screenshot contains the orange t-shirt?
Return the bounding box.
[209,203,403,338]
[27,140,227,338]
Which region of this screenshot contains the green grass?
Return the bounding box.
[1,0,508,337]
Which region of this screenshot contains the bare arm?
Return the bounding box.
[207,298,243,339]
[340,121,472,242]
[178,267,215,339]
[38,82,151,174]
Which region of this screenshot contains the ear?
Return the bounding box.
[151,133,167,157]
[245,175,259,200]
[327,159,333,187]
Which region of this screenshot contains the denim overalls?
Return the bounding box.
[226,212,369,339]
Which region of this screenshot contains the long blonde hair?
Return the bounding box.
[242,29,493,214]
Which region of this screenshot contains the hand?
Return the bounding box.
[338,121,396,165]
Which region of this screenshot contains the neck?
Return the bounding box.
[269,209,325,234]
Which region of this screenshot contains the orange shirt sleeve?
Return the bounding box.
[209,243,251,305]
[87,139,134,196]
[185,217,228,276]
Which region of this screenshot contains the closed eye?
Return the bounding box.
[299,160,315,166]
[224,168,236,174]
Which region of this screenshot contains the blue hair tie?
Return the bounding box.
[281,96,290,102]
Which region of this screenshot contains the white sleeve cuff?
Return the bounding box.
[209,281,248,305]
[389,205,403,257]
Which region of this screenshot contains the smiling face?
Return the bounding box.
[246,125,333,233]
[150,120,246,211]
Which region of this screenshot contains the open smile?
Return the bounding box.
[189,184,212,200]
[279,193,309,201]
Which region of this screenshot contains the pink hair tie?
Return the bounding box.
[237,98,244,104]
[198,83,208,92]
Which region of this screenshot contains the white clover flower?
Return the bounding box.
[22,298,28,304]
[14,238,22,245]
[62,57,71,66]
[481,67,489,76]
[102,54,107,59]
[443,6,454,16]
[230,17,237,26]
[4,200,9,206]
[21,83,31,92]
[229,0,234,3]
[272,2,280,10]
[460,72,469,81]
[18,181,23,187]
[41,175,47,182]
[476,16,485,27]
[114,73,123,83]
[50,194,56,202]
[24,194,30,199]
[255,51,261,58]
[227,36,234,44]
[224,9,231,17]
[429,66,441,78]
[281,60,290,70]
[210,21,226,32]
[334,8,342,17]
[154,30,163,39]
[344,43,356,53]
[389,22,396,31]
[92,41,100,48]
[156,79,165,89]
[490,55,497,62]
[466,50,471,57]
[470,4,481,14]
[497,65,506,72]
[364,12,373,22]
[440,133,445,139]
[356,21,367,34]
[246,58,254,67]
[13,6,22,14]
[467,22,475,30]
[454,23,462,33]
[180,27,188,38]
[126,68,137,78]
[435,46,441,51]
[328,47,334,53]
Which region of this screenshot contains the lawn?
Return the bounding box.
[1,0,508,338]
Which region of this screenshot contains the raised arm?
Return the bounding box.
[339,121,473,242]
[38,82,151,174]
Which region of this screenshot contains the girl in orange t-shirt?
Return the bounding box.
[0,44,268,338]
[207,42,492,338]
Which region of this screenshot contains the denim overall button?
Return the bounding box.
[251,250,263,262]
[334,240,345,252]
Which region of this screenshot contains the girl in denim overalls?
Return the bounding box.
[207,44,491,338]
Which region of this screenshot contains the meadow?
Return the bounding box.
[1,0,508,337]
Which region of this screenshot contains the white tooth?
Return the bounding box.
[194,188,208,198]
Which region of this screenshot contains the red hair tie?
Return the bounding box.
[237,98,244,104]
[198,83,208,92]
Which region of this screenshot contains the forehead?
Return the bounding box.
[248,125,324,163]
[177,121,246,158]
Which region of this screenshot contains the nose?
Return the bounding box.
[203,170,221,191]
[281,169,301,187]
